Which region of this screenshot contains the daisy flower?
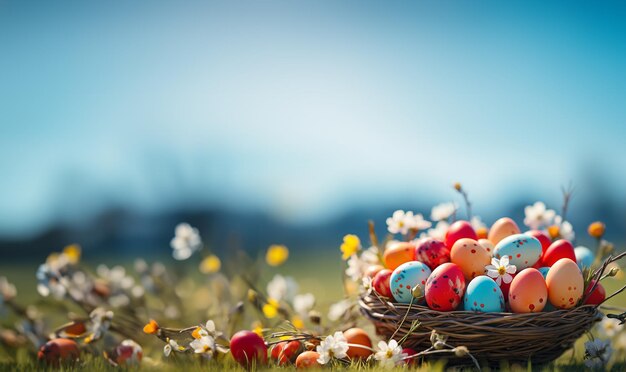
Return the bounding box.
[190,335,216,357]
[485,256,516,286]
[328,299,351,322]
[386,210,416,235]
[293,293,316,317]
[598,317,622,338]
[163,339,184,357]
[345,255,367,282]
[170,223,202,261]
[361,246,380,265]
[420,221,449,241]
[267,274,299,303]
[470,215,486,231]
[431,202,457,221]
[548,215,575,241]
[374,339,406,369]
[316,331,349,364]
[524,202,556,230]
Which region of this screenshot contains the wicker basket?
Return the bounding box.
[359,293,602,366]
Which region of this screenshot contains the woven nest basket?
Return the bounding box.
[359,293,602,366]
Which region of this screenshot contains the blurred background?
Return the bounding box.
[1,0,625,263]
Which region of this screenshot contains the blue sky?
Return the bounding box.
[1,1,625,237]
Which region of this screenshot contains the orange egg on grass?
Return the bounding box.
[270,340,301,365]
[295,351,321,368]
[383,242,416,270]
[38,338,80,366]
[343,328,373,359]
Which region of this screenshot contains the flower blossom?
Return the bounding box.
[431,202,457,221]
[584,339,612,369]
[524,202,556,230]
[485,256,516,286]
[374,339,406,369]
[170,223,202,260]
[293,293,316,317]
[316,331,349,364]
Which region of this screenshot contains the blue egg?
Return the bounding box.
[390,261,431,303]
[537,267,550,279]
[574,246,594,269]
[493,234,542,270]
[463,276,505,313]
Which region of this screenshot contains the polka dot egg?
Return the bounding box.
[390,261,432,303]
[493,234,542,270]
[508,268,547,313]
[464,276,505,312]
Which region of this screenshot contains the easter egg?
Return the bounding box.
[38,338,80,366]
[499,273,514,299]
[584,280,606,305]
[542,239,576,267]
[546,258,584,309]
[365,264,385,278]
[230,330,268,367]
[372,269,393,298]
[526,230,552,252]
[537,267,550,279]
[390,261,432,303]
[270,340,301,365]
[478,239,495,255]
[508,268,548,313]
[295,351,321,369]
[488,217,521,245]
[450,238,491,281]
[444,221,477,249]
[115,339,143,366]
[574,246,594,270]
[401,348,417,365]
[383,242,416,270]
[425,263,466,311]
[493,234,542,270]
[343,328,373,359]
[464,276,505,312]
[414,238,450,270]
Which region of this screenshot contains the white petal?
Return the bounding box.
[506,265,517,274]
[500,255,509,266]
[490,257,500,267]
[502,273,513,284]
[486,269,499,278]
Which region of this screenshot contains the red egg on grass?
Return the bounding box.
[415,238,450,270]
[401,348,417,365]
[372,269,393,298]
[444,221,477,249]
[230,330,268,368]
[295,351,321,369]
[542,239,576,267]
[584,280,606,305]
[270,340,301,365]
[38,338,80,366]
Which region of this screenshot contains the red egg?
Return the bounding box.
[444,221,477,249]
[372,269,393,298]
[38,338,80,366]
[542,239,576,267]
[270,341,301,365]
[230,330,268,368]
[364,265,385,278]
[415,238,450,270]
[584,280,606,305]
[499,272,515,299]
[425,263,466,311]
[401,348,417,365]
[526,230,551,267]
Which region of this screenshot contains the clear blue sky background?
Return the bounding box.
[1,1,625,237]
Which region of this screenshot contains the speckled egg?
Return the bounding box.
[546,258,584,309]
[543,239,576,267]
[488,217,521,245]
[508,268,548,313]
[425,263,466,311]
[414,238,450,270]
[574,246,594,270]
[478,239,495,255]
[444,221,477,249]
[450,238,491,281]
[383,242,416,270]
[372,269,393,298]
[390,261,432,303]
[464,276,505,313]
[493,234,542,270]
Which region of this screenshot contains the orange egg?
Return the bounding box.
[488,217,520,245]
[295,351,321,369]
[478,239,494,255]
[383,242,416,270]
[508,268,547,313]
[546,258,584,309]
[343,328,373,359]
[450,238,491,281]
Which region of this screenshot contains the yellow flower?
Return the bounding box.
[340,234,361,260]
[263,299,280,319]
[547,225,560,239]
[252,321,264,337]
[143,319,160,335]
[63,244,81,264]
[199,255,221,274]
[588,221,606,239]
[291,316,305,330]
[266,244,289,266]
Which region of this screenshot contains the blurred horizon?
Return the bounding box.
[1,0,625,251]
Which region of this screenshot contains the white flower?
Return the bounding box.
[293,293,315,316]
[87,308,114,342]
[470,216,486,231]
[170,223,202,260]
[431,202,457,221]
[316,331,349,364]
[553,215,575,241]
[190,335,215,356]
[410,213,432,231]
[584,339,612,369]
[374,339,406,369]
[361,246,380,265]
[387,211,431,235]
[267,274,299,303]
[36,264,67,299]
[163,339,182,357]
[485,256,516,286]
[362,276,373,293]
[524,202,556,230]
[345,255,367,282]
[598,317,622,338]
[328,299,351,322]
[420,221,449,241]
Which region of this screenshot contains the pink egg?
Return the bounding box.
[444,221,477,249]
[542,239,576,267]
[450,238,491,281]
[508,268,547,313]
[425,263,466,311]
[546,258,583,309]
[414,238,450,270]
[488,217,520,245]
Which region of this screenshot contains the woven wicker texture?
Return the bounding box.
[359,293,601,366]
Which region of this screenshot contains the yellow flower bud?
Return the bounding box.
[588,221,606,238]
[547,225,560,239]
[453,182,462,191]
[266,244,289,266]
[340,234,361,260]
